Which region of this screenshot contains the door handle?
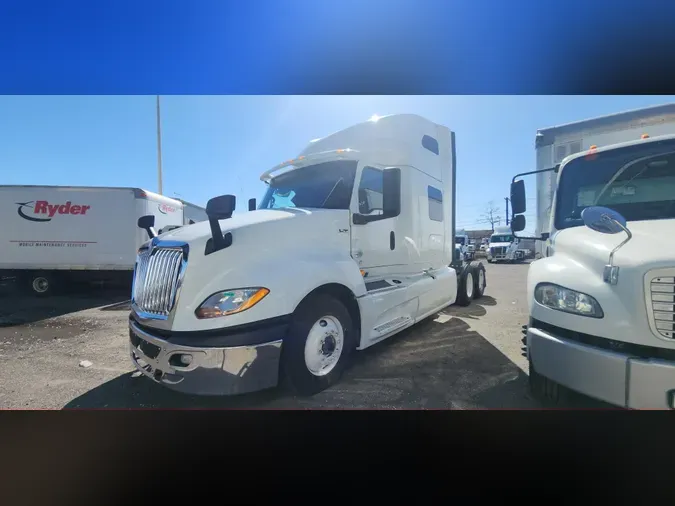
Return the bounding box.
[390,231,395,250]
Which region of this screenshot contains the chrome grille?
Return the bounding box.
[492,247,506,256]
[649,276,675,339]
[132,247,185,317]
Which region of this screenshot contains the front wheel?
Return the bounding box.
[281,294,355,396]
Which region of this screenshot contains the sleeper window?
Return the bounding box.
[428,186,443,221]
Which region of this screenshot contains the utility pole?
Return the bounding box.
[156,95,163,195]
[504,197,510,226]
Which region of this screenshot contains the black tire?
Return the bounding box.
[26,273,55,297]
[281,294,355,396]
[528,353,570,406]
[455,264,473,307]
[487,258,493,264]
[469,261,486,299]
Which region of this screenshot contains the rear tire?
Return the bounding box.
[469,261,486,299]
[27,273,55,297]
[281,294,355,396]
[455,265,473,307]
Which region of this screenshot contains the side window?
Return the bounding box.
[422,135,439,155]
[428,185,443,221]
[358,167,384,215]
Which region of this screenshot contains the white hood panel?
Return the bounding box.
[529,219,675,349]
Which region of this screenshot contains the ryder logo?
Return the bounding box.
[158,203,176,214]
[16,201,91,222]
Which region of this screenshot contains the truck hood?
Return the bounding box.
[139,207,354,331]
[489,242,511,248]
[552,219,675,271]
[155,207,339,243]
[530,219,675,348]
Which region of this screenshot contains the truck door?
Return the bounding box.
[350,164,406,279]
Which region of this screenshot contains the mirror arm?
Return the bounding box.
[511,164,559,184]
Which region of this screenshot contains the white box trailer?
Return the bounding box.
[0,185,206,295]
[533,103,675,259]
[177,199,208,225]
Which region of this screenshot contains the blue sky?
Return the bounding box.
[1,95,673,230]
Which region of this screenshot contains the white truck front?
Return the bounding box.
[486,226,523,263]
[511,133,675,409]
[128,114,487,397]
[455,231,471,262]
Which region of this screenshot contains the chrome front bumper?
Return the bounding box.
[129,320,283,396]
[528,327,675,409]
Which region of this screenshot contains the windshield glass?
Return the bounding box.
[555,139,675,230]
[455,236,466,245]
[490,235,512,243]
[259,160,357,210]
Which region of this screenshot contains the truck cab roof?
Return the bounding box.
[262,114,453,183]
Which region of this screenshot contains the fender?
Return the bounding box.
[171,252,367,331]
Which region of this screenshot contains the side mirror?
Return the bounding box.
[382,168,401,217]
[248,198,257,211]
[206,195,236,220]
[510,179,526,215]
[581,206,627,235]
[137,215,156,239]
[511,214,526,232]
[205,194,236,254]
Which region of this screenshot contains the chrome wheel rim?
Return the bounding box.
[32,277,49,293]
[304,315,344,377]
[466,272,474,299]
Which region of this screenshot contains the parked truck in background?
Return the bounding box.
[486,225,524,263]
[532,103,675,260]
[128,114,488,397]
[455,229,472,262]
[0,186,206,296]
[511,103,675,408]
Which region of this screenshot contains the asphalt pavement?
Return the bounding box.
[0,261,588,409]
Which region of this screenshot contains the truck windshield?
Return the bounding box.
[259,160,358,211]
[455,236,466,245]
[555,138,675,230]
[491,235,512,243]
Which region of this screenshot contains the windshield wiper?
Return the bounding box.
[321,178,344,208]
[593,154,663,205]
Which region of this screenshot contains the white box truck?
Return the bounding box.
[127,114,489,396]
[532,103,675,259]
[511,103,675,408]
[177,199,208,225]
[0,186,206,295]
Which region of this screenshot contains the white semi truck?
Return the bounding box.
[486,225,524,263]
[128,114,488,396]
[0,185,206,295]
[511,103,675,408]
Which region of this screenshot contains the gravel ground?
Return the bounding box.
[0,262,601,409]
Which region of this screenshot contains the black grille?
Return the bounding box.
[129,330,161,359]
